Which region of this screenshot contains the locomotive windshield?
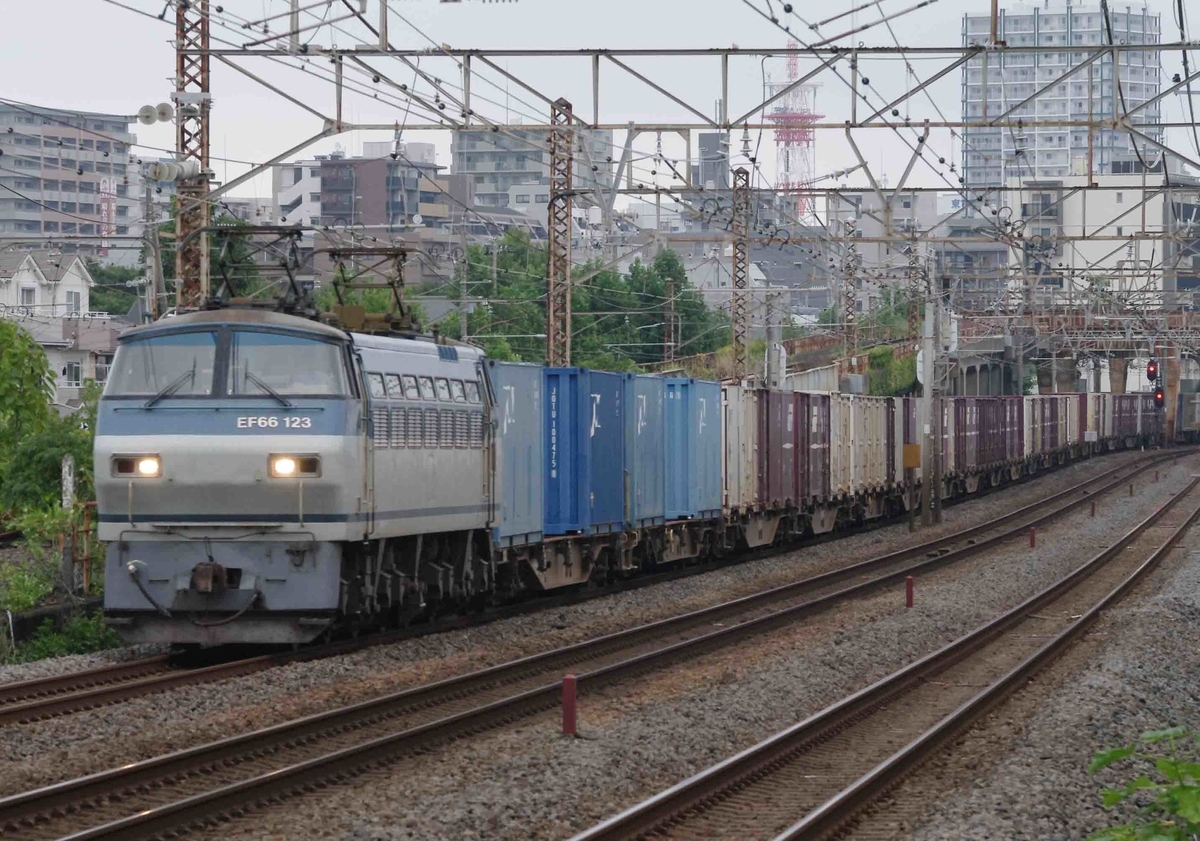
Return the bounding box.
[227,331,348,396]
[104,331,218,396]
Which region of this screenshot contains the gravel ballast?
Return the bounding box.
[0,449,1169,800]
[851,507,1200,839]
[167,454,1200,841]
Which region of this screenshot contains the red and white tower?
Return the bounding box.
[766,42,821,219]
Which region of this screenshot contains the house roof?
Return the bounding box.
[0,252,92,284]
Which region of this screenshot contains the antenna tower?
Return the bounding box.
[767,42,821,218]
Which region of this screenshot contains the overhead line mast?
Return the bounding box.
[175,0,212,310]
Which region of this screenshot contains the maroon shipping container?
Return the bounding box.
[954,399,966,474]
[756,389,795,508]
[793,393,810,501]
[807,393,832,499]
[1078,393,1088,442]
[976,398,1002,467]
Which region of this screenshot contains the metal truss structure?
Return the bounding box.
[732,168,751,380]
[546,98,574,368]
[31,0,1200,419]
[174,0,212,309]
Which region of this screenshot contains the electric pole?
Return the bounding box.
[664,274,676,364]
[175,0,211,310]
[458,208,469,342]
[546,97,574,367]
[143,185,164,321]
[921,279,935,526]
[731,166,750,380]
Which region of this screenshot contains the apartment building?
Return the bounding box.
[961,3,1162,187]
[0,102,144,267]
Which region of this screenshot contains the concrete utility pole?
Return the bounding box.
[143,186,164,321]
[921,294,935,527]
[766,290,784,389]
[663,274,676,364]
[546,97,574,367]
[490,242,499,297]
[932,296,943,523]
[458,209,469,342]
[731,167,750,380]
[175,0,212,310]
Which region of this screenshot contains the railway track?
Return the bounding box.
[571,475,1200,841]
[1,452,1169,730]
[0,452,1180,840]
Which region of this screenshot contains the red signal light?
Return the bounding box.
[1154,387,1165,409]
[1147,359,1159,381]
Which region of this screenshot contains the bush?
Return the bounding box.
[0,558,56,612]
[1088,726,1200,839]
[12,615,122,663]
[1,418,93,512]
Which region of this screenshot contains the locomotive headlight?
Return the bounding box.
[269,454,320,478]
[113,454,161,477]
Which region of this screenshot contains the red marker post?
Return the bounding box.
[1030,526,1036,548]
[562,675,577,737]
[905,575,914,609]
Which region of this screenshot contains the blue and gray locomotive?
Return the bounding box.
[98,308,493,645]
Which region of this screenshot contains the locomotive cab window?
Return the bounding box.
[228,331,349,396]
[451,380,466,402]
[366,373,386,399]
[418,376,436,401]
[464,381,481,404]
[384,374,403,398]
[402,375,420,400]
[105,331,218,396]
[435,378,452,401]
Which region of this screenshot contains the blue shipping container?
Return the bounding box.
[625,374,666,528]
[665,378,723,519]
[544,368,627,535]
[488,361,544,547]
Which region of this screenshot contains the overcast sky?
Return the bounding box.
[2,0,1193,205]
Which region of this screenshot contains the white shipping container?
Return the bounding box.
[721,384,759,512]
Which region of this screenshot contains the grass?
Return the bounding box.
[8,615,122,663]
[0,556,56,612]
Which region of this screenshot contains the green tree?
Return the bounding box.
[85,261,143,318]
[0,322,54,474]
[451,230,729,371]
[1,417,93,511]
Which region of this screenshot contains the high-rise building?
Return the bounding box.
[961,2,1162,187]
[0,101,144,267]
[450,128,613,209]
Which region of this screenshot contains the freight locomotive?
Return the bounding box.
[96,309,1164,646]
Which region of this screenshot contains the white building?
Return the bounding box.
[452,128,613,209]
[0,252,124,409]
[1005,172,1200,306]
[273,158,324,226]
[961,3,1162,187]
[0,252,95,317]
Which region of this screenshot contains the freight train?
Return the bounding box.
[96,309,1164,645]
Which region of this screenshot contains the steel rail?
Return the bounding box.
[0,656,170,714]
[2,451,1163,729]
[571,475,1200,841]
[0,453,1177,839]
